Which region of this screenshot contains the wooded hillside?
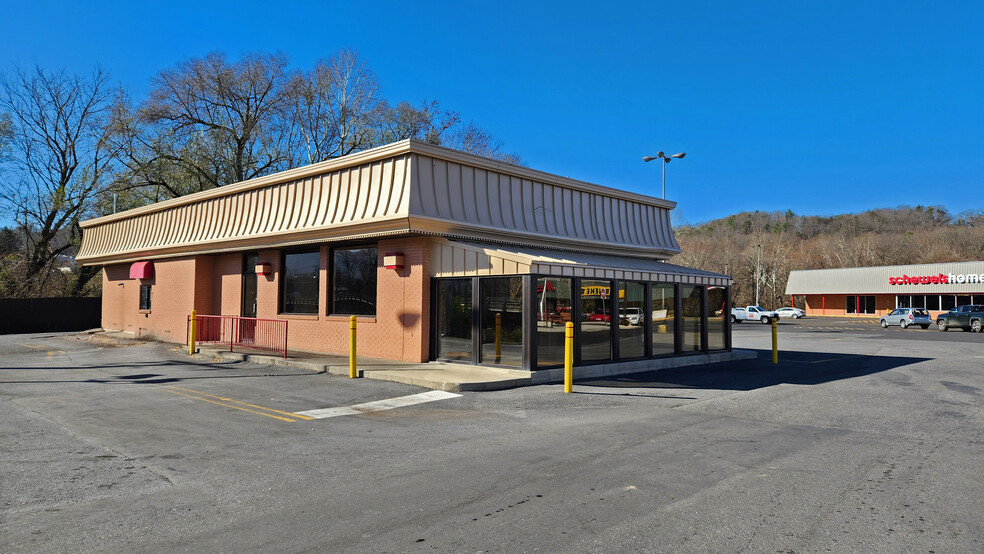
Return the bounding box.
[670,206,984,310]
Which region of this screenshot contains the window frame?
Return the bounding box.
[279,247,322,315]
[139,284,151,311]
[329,243,379,316]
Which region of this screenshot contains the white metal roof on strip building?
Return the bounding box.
[786,261,984,295]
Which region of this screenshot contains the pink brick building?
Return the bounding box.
[79,141,733,371]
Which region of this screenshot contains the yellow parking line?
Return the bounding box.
[162,389,297,422]
[162,386,312,422]
[165,386,315,420]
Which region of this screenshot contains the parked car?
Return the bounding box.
[880,308,932,329]
[619,307,644,325]
[731,305,777,324]
[587,311,611,322]
[775,307,806,319]
[936,304,984,332]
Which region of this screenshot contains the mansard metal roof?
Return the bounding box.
[78,140,682,265]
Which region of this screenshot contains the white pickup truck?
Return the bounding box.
[731,305,778,324]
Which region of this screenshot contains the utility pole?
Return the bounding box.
[755,243,762,306]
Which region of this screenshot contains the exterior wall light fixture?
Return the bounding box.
[384,252,405,270]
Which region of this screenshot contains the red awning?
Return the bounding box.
[129,261,154,279]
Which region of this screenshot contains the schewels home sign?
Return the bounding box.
[889,272,984,285]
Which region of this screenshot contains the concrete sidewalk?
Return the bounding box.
[96,330,756,392]
[196,345,531,392]
[196,344,757,392]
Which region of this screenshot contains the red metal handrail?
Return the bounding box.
[186,315,288,359]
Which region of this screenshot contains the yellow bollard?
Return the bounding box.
[771,316,778,364]
[189,310,197,355]
[495,312,502,363]
[564,321,574,393]
[349,315,357,378]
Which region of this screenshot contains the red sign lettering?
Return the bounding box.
[889,273,949,285]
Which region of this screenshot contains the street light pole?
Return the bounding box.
[643,151,686,199]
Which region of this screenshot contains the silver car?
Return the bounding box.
[775,307,805,319]
[880,308,932,329]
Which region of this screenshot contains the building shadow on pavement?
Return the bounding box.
[0,359,320,385]
[575,349,932,392]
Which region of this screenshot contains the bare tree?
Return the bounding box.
[0,66,118,296]
[444,121,523,164]
[291,50,381,164]
[373,99,460,145]
[0,112,12,158]
[126,51,299,198]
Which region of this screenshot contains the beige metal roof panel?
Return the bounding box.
[78,155,413,264]
[79,140,683,265]
[786,261,984,295]
[407,152,680,258]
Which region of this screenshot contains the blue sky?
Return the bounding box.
[1,0,981,225]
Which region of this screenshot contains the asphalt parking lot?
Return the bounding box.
[737,314,984,344]
[2,322,982,553]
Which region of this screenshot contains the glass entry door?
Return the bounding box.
[242,254,258,318]
[241,253,259,345]
[436,279,473,361]
[480,277,523,366]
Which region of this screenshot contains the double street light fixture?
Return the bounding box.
[643,151,686,199]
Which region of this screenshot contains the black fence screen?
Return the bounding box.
[0,297,101,334]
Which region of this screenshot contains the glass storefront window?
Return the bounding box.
[682,285,703,352]
[281,250,320,314]
[846,295,875,314]
[707,286,727,351]
[580,279,613,362]
[437,279,473,361]
[652,283,676,356]
[480,277,523,367]
[332,245,377,315]
[536,277,572,367]
[619,281,645,359]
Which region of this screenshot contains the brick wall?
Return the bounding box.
[101,257,198,343]
[213,253,243,315]
[98,238,433,362]
[803,293,896,317]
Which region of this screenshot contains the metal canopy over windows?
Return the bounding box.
[430,239,729,287]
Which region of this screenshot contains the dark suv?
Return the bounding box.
[936,304,984,332]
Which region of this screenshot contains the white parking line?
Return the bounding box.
[295,390,462,419]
